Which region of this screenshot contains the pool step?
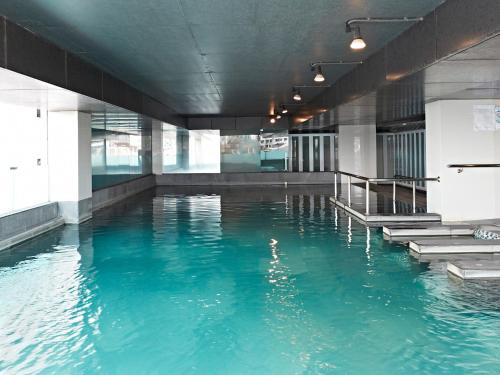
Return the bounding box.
[329,197,441,225]
[409,239,500,254]
[448,260,500,279]
[383,224,473,238]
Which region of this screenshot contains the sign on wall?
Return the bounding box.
[473,104,500,131]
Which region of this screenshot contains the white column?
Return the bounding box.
[48,111,92,224]
[426,100,500,221]
[338,124,377,178]
[152,119,163,175]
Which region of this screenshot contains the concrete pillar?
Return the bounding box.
[152,119,163,175]
[426,100,500,221]
[48,111,92,224]
[338,124,377,177]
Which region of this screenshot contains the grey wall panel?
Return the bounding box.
[142,95,186,127]
[386,11,437,81]
[188,117,212,129]
[436,0,500,60]
[66,53,102,99]
[235,116,263,129]
[102,73,143,114]
[212,117,236,130]
[0,17,5,68]
[6,20,66,87]
[157,172,337,186]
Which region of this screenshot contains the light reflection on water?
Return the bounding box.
[0,187,500,374]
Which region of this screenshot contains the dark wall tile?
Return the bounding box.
[103,73,147,114]
[6,20,66,87]
[188,117,212,129]
[0,17,5,68]
[66,53,102,99]
[436,0,500,59]
[386,12,437,80]
[212,117,235,130]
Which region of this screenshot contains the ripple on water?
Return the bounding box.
[0,192,500,374]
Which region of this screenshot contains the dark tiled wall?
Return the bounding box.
[0,16,185,127]
[309,0,500,115]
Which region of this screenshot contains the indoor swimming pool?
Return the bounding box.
[1,187,500,374]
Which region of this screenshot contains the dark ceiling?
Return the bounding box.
[0,0,444,116]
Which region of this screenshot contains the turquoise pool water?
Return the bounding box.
[1,187,500,374]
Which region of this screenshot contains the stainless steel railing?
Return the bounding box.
[333,170,440,215]
[447,164,500,173]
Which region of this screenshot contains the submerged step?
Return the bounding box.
[383,225,473,238]
[448,260,500,279]
[409,239,500,254]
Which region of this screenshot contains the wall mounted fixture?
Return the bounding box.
[345,17,424,50]
[310,61,363,82]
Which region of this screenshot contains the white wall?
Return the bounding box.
[426,100,500,221]
[0,102,49,215]
[48,111,92,202]
[338,124,377,179]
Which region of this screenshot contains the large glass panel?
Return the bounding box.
[292,137,299,172]
[0,102,49,215]
[324,136,331,171]
[220,135,260,172]
[163,125,220,173]
[313,136,320,171]
[302,137,310,172]
[259,131,288,172]
[91,112,152,190]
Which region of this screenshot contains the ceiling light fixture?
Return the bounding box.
[313,65,325,82]
[281,105,288,114]
[350,26,366,50]
[270,117,276,124]
[292,88,302,101]
[345,17,423,51]
[309,61,363,82]
[276,114,282,120]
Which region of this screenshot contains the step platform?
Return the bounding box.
[409,238,500,254]
[383,224,473,238]
[448,260,500,279]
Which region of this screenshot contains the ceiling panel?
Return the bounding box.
[0,0,445,116]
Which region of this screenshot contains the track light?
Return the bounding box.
[281,106,288,114]
[270,117,276,124]
[313,65,325,82]
[276,114,282,120]
[293,88,302,101]
[345,17,423,51]
[350,26,366,50]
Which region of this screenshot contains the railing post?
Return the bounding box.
[412,181,416,214]
[334,172,338,199]
[365,180,370,215]
[392,181,396,214]
[347,176,351,207]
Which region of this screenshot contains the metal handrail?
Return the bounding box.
[448,164,500,173]
[332,170,440,215]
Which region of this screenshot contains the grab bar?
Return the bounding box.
[447,164,500,173]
